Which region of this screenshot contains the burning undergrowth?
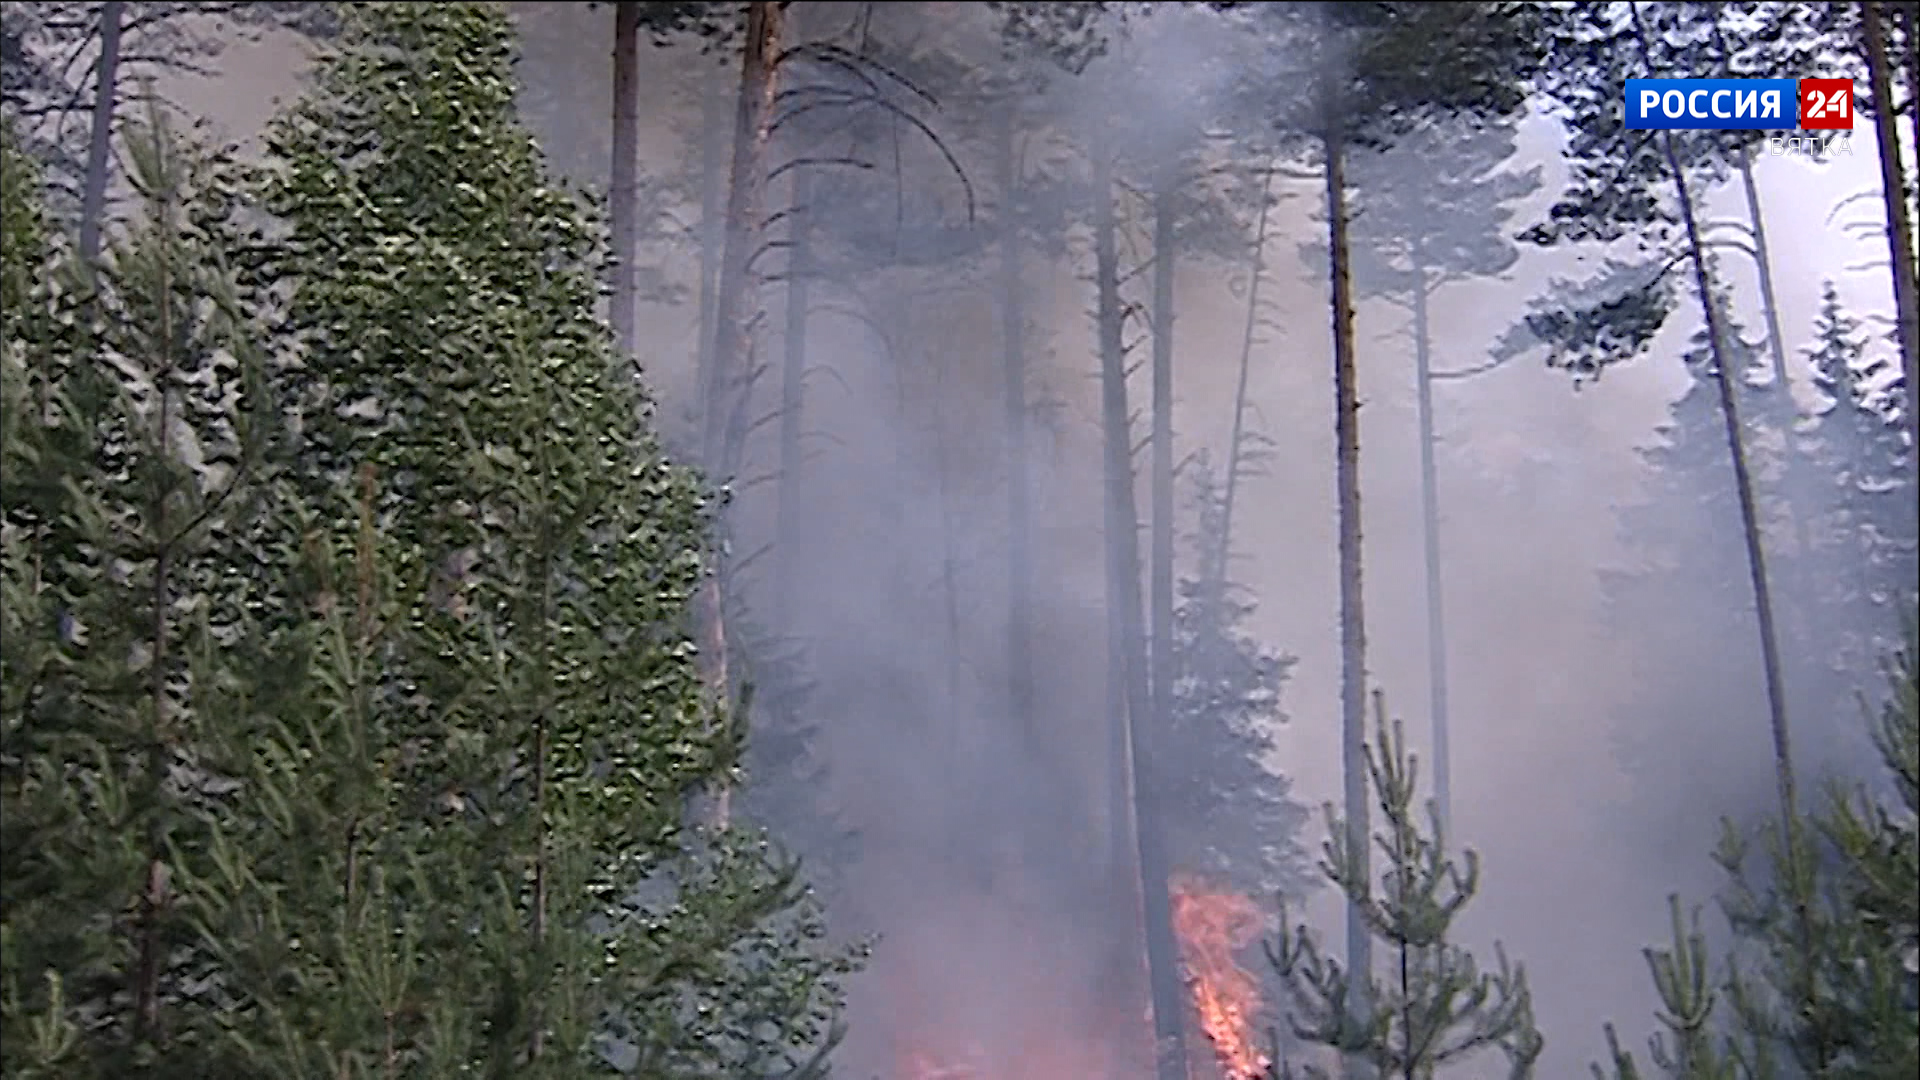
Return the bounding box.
[878,871,1276,1080]
[1173,874,1274,1080]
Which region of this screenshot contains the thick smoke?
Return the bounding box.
[156,5,1911,1076]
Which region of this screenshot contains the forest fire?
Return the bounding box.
[891,877,1271,1080]
[1171,875,1272,1080]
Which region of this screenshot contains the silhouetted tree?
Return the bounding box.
[1228,8,1547,1066]
[1304,115,1542,831]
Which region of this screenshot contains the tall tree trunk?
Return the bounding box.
[1149,169,1177,873]
[696,0,784,829]
[1095,130,1143,1061]
[1703,17,1792,389]
[1321,121,1375,1075]
[1863,1,1920,442]
[608,2,640,361]
[930,359,967,845]
[774,164,813,624]
[1410,264,1453,835]
[1730,154,1820,584]
[999,107,1034,753]
[705,0,781,479]
[78,0,124,263]
[1219,165,1277,581]
[695,80,728,426]
[1093,139,1190,1080]
[1736,154,1792,389]
[1706,20,1817,579]
[1904,3,1920,204]
[1629,8,1821,1064]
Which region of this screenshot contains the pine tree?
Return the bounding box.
[1525,9,1805,904]
[0,118,93,1080]
[1593,613,1920,1079]
[1598,271,1797,861]
[1590,897,1740,1080]
[1223,15,1549,1063]
[1,104,283,1078]
[169,4,857,1074]
[1304,113,1543,831]
[1265,692,1544,1080]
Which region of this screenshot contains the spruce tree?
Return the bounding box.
[1264,693,1543,1080]
[1524,9,1805,895]
[1798,282,1916,684]
[1165,455,1314,905]
[1599,268,1798,851]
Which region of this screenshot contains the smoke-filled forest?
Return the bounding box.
[1,2,1916,1078]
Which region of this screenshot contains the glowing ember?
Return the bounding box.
[1171,874,1272,1080]
[902,1045,985,1080]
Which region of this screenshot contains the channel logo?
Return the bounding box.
[1624,78,1854,131]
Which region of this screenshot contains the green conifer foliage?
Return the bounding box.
[174,3,858,1074]
[1265,693,1543,1080]
[6,6,857,1076]
[1595,615,1920,1079]
[1,104,282,1078]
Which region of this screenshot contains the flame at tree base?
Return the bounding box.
[889,875,1270,1080]
[1171,874,1272,1080]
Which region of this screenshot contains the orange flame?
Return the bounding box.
[1171,874,1272,1080]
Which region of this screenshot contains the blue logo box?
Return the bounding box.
[1624,78,1799,130]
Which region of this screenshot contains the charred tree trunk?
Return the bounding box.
[696,0,785,829]
[999,107,1035,755]
[78,0,124,263]
[774,164,814,623]
[1322,120,1375,1068]
[1410,262,1452,835]
[1863,1,1920,442]
[1219,165,1277,581]
[609,2,640,360]
[1093,138,1190,1080]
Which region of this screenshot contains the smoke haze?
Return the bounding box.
[153,5,1910,1075]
